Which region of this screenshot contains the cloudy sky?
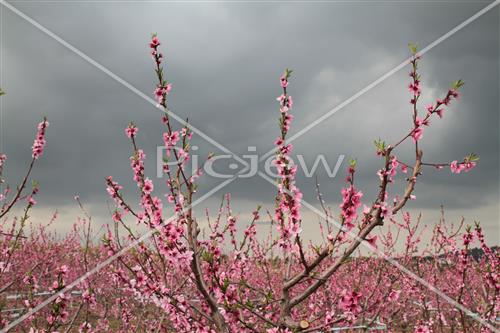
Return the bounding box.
[0,0,498,246]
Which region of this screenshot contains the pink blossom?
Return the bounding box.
[31,119,49,159]
[27,196,37,206]
[277,94,293,113]
[450,160,460,173]
[163,130,180,148]
[408,82,420,95]
[388,289,401,302]
[412,127,424,142]
[340,185,363,228]
[280,75,288,88]
[112,210,122,222]
[150,36,160,49]
[143,178,154,194]
[463,160,476,172]
[51,280,59,290]
[154,83,172,105]
[125,124,138,138]
[339,290,362,315]
[59,265,69,274]
[400,164,408,174]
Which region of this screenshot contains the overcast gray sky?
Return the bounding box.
[0,0,498,246]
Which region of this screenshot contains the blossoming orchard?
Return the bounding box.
[0,36,497,333]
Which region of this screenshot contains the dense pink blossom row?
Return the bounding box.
[1,215,497,332]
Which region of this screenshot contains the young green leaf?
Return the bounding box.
[408,43,418,55]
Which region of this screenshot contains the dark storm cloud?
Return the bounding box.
[0,1,498,242]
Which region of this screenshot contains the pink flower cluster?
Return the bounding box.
[0,153,6,169]
[45,265,70,326]
[406,51,463,145]
[106,176,123,204]
[377,155,399,183]
[150,34,172,106]
[125,123,138,138]
[340,165,363,230]
[408,57,421,106]
[274,71,303,249]
[430,86,457,110]
[31,119,49,159]
[277,93,293,114]
[149,35,162,65]
[411,118,429,143]
[154,83,172,106]
[450,158,476,174]
[411,87,460,143]
[339,290,363,320]
[163,130,180,149]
